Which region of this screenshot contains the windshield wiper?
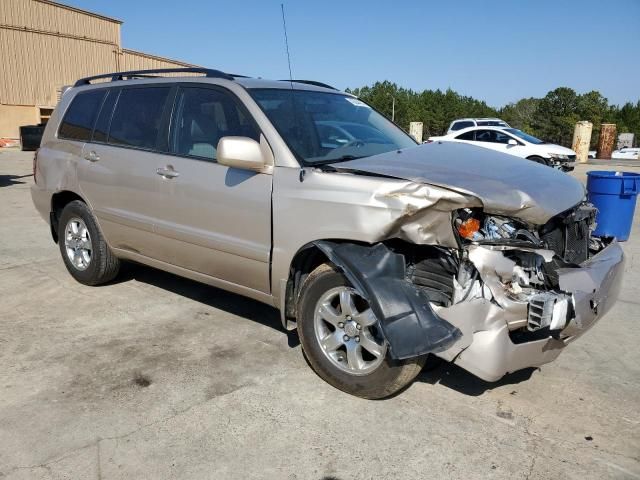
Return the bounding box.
[309,155,365,166]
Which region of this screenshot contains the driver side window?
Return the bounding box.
[474,129,494,142]
[494,131,512,144]
[170,87,259,161]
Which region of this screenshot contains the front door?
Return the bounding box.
[151,85,272,293]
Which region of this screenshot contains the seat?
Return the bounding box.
[179,112,219,159]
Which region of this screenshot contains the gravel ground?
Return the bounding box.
[0,149,639,479]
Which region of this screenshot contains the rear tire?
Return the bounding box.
[297,263,426,399]
[58,200,120,285]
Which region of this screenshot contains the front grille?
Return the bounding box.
[564,219,590,263]
[540,204,594,264]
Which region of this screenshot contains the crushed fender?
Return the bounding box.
[314,241,462,360]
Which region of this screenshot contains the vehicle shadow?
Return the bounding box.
[416,361,536,397]
[115,262,299,345]
[0,173,31,187]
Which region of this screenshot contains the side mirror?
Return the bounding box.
[507,139,518,146]
[217,136,266,171]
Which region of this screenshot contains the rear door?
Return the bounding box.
[151,84,272,293]
[77,85,173,258]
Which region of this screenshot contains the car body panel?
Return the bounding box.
[150,150,272,293]
[78,142,166,259]
[331,142,586,225]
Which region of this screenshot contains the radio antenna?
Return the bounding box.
[281,4,294,86]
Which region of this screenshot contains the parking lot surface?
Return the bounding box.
[1,149,639,479]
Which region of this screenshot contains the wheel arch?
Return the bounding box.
[50,190,87,243]
[526,155,549,165]
[281,239,372,330]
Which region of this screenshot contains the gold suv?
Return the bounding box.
[31,68,624,398]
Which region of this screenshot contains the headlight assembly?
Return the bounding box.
[454,209,541,246]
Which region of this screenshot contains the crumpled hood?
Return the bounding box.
[332,142,586,225]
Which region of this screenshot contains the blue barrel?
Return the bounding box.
[586,171,640,241]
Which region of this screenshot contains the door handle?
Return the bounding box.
[156,166,180,178]
[84,150,100,162]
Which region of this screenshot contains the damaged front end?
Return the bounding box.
[315,202,625,382]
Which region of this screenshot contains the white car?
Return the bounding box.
[429,126,576,171]
[612,147,640,160]
[447,117,510,134]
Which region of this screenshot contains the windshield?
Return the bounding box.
[249,89,416,164]
[504,128,545,144]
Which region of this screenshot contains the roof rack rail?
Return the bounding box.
[74,68,234,86]
[279,79,338,90]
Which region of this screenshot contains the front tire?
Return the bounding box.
[297,263,426,399]
[58,200,120,285]
[528,155,549,166]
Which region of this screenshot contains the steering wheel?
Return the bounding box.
[338,139,365,149]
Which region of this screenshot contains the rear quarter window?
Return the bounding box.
[58,90,106,141]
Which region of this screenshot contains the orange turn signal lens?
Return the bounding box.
[457,218,481,239]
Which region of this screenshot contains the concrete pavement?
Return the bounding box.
[0,150,639,479]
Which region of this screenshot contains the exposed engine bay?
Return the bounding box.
[410,203,604,335]
[314,201,624,381]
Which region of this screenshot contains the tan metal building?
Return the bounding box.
[0,0,198,139]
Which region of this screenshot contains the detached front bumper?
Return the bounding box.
[437,241,624,382]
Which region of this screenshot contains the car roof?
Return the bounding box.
[452,118,507,122]
[448,125,515,135]
[235,77,342,93]
[70,68,344,95]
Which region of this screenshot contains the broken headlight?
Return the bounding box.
[454,209,541,245]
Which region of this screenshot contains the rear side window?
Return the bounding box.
[456,130,475,140]
[108,87,171,150]
[451,121,474,131]
[170,87,259,161]
[58,90,106,141]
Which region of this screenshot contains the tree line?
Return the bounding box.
[346,81,640,148]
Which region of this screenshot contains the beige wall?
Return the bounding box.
[0,0,121,109]
[121,49,196,72]
[0,104,40,139]
[1,0,121,45]
[0,28,120,107]
[0,0,198,139]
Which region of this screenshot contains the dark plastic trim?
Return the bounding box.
[314,241,462,360]
[279,79,338,90]
[73,68,234,86]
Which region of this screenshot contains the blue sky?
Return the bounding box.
[65,0,639,107]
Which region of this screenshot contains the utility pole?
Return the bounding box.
[387,92,396,122]
[391,95,395,122]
